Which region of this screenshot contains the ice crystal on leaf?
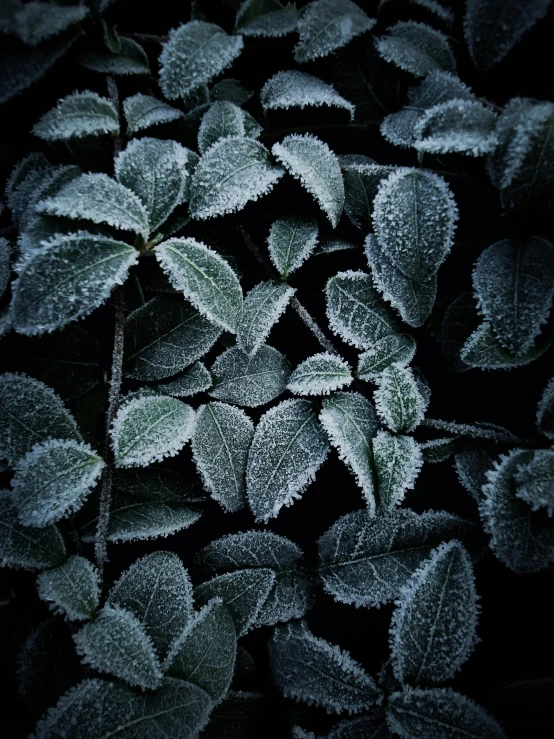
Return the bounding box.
[374,364,426,434]
[123,93,184,135]
[261,71,354,119]
[288,353,353,396]
[235,0,299,37]
[460,321,552,370]
[514,449,554,517]
[237,280,295,356]
[375,21,456,78]
[357,334,416,381]
[373,431,423,509]
[80,38,150,77]
[414,99,498,156]
[267,215,319,279]
[37,556,100,622]
[151,362,212,398]
[198,101,261,154]
[537,376,554,439]
[32,91,119,141]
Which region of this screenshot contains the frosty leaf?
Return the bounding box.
[165,598,236,701]
[373,431,423,509]
[267,216,319,279]
[80,38,150,76]
[316,238,358,255]
[16,163,81,236]
[113,463,202,503]
[325,713,392,738]
[235,0,299,37]
[325,271,399,350]
[272,134,344,227]
[472,237,554,356]
[33,677,212,739]
[156,237,243,333]
[5,152,50,214]
[372,169,458,281]
[237,280,295,356]
[0,237,10,298]
[414,99,498,156]
[460,321,552,370]
[340,157,395,232]
[159,21,244,99]
[357,334,417,381]
[73,605,163,690]
[319,392,379,511]
[387,688,507,739]
[0,491,65,570]
[364,233,438,328]
[454,448,495,502]
[10,2,88,46]
[192,402,254,512]
[261,71,354,119]
[374,365,426,433]
[11,439,104,528]
[375,21,455,78]
[246,398,329,522]
[32,91,119,142]
[195,568,276,637]
[0,373,80,465]
[12,231,138,336]
[37,556,99,622]
[114,138,191,233]
[124,295,221,381]
[190,137,284,220]
[123,94,184,135]
[210,78,253,105]
[269,622,380,714]
[294,0,376,63]
[288,353,353,396]
[537,376,554,439]
[421,437,465,464]
[37,174,149,238]
[151,362,212,398]
[464,0,551,71]
[379,0,454,23]
[424,418,518,443]
[111,395,195,468]
[515,449,554,516]
[318,508,476,609]
[198,101,251,154]
[108,551,193,657]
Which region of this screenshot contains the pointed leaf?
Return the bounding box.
[80,38,150,76]
[261,71,354,119]
[32,91,119,141]
[460,321,552,369]
[37,556,99,621]
[198,101,251,154]
[340,157,395,232]
[267,215,318,279]
[123,93,183,135]
[375,21,455,77]
[357,334,416,381]
[454,448,495,502]
[235,0,299,37]
[537,376,554,439]
[373,431,423,509]
[515,449,554,516]
[413,99,498,156]
[237,280,295,356]
[374,364,426,433]
[151,362,212,398]
[288,353,353,396]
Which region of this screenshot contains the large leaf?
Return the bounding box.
[374,365,426,433]
[123,93,184,135]
[6,2,88,46]
[357,334,417,381]
[235,0,299,37]
[460,321,552,370]
[375,21,455,77]
[237,280,295,356]
[151,362,212,398]
[197,101,260,154]
[288,353,353,396]
[515,449,554,517]
[37,556,99,622]
[267,215,319,279]
[32,91,119,141]
[414,99,498,156]
[261,71,354,119]
[373,431,423,509]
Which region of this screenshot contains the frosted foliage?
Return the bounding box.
[33,91,119,142]
[246,398,330,522]
[537,377,554,439]
[372,169,458,281]
[73,606,163,690]
[319,392,379,511]
[159,21,244,99]
[111,395,195,468]
[235,0,299,37]
[192,402,254,512]
[465,0,551,71]
[380,0,454,22]
[414,100,498,156]
[37,173,149,238]
[125,296,221,382]
[37,556,100,622]
[32,677,212,739]
[209,344,291,407]
[515,450,554,516]
[198,101,251,154]
[114,138,191,233]
[387,688,507,739]
[472,237,554,356]
[268,216,319,278]
[5,152,50,217]
[272,134,345,227]
[0,491,65,570]
[165,599,236,700]
[268,622,380,714]
[288,353,353,396]
[327,714,392,738]
[481,450,554,573]
[373,431,423,509]
[0,238,10,298]
[10,2,87,45]
[460,321,551,369]
[318,508,473,608]
[11,439,104,527]
[80,38,150,76]
[375,21,456,78]
[0,373,80,465]
[195,568,276,636]
[156,237,243,333]
[374,365,425,433]
[113,464,201,502]
[340,158,395,232]
[189,137,283,220]
[16,164,81,235]
[364,233,437,328]
[316,239,356,254]
[108,551,193,657]
[151,362,212,398]
[357,334,416,381]
[294,0,376,63]
[237,280,295,356]
[261,71,354,119]
[325,271,399,350]
[454,448,495,502]
[123,94,183,134]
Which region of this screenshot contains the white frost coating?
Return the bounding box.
[237,280,295,356]
[537,376,554,440]
[37,555,100,622]
[374,364,426,433]
[111,395,195,468]
[380,0,454,23]
[294,0,376,63]
[189,137,284,220]
[461,321,552,370]
[151,362,212,398]
[156,237,243,334]
[267,215,318,278]
[375,20,456,78]
[288,353,353,396]
[0,238,11,299]
[272,134,344,227]
[235,0,299,38]
[372,431,423,509]
[261,71,354,119]
[159,21,244,99]
[123,93,184,134]
[32,91,119,141]
[515,449,554,517]
[414,99,498,156]
[198,101,247,154]
[196,530,303,572]
[357,333,417,380]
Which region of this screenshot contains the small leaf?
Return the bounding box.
[340,157,395,232]
[288,353,353,396]
[151,362,212,398]
[261,71,354,119]
[237,280,295,356]
[123,93,184,135]
[80,38,150,76]
[272,134,345,227]
[414,99,498,156]
[246,398,329,522]
[375,21,455,77]
[373,431,423,509]
[267,215,319,279]
[374,365,426,433]
[357,334,416,381]
[37,556,99,621]
[235,0,299,37]
[537,376,554,439]
[455,448,495,502]
[460,321,552,369]
[11,439,104,527]
[198,101,254,154]
[32,91,119,141]
[111,395,195,468]
[156,237,243,333]
[515,449,554,516]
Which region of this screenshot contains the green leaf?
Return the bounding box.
[340,156,394,232]
[414,99,498,157]
[261,70,354,119]
[198,101,259,154]
[235,0,299,37]
[455,448,495,502]
[460,321,552,369]
[80,38,150,76]
[375,21,455,77]
[515,449,554,517]
[267,215,318,279]
[288,353,353,396]
[237,280,295,356]
[373,431,423,508]
[113,463,203,502]
[374,364,426,433]
[8,2,88,46]
[357,334,416,381]
[537,376,554,439]
[123,93,184,135]
[37,556,100,621]
[151,362,212,398]
[32,91,119,141]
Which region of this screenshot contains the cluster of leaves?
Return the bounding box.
[1,0,553,737]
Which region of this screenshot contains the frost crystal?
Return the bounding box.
[235,0,299,37]
[414,99,498,156]
[80,38,150,77]
[32,91,119,141]
[123,93,184,135]
[288,353,353,396]
[261,71,354,119]
[237,280,295,356]
[515,449,554,517]
[375,21,456,78]
[37,556,100,622]
[357,333,417,381]
[373,431,423,509]
[374,365,425,434]
[151,362,212,398]
[537,376,554,439]
[460,321,552,370]
[267,215,319,279]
